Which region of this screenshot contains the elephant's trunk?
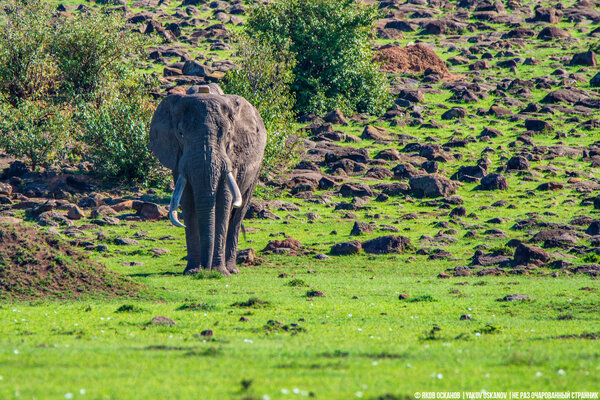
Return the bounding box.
[169,174,186,228]
[226,172,242,208]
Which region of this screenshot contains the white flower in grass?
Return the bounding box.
[475,332,481,337]
[372,361,378,366]
[292,388,300,394]
[348,314,352,317]
[263,395,271,400]
[13,349,19,354]
[356,392,363,398]
[80,389,86,395]
[0,375,3,380]
[557,369,565,375]
[281,388,289,395]
[244,339,253,344]
[65,393,73,399]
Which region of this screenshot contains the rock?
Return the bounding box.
[330,241,362,255]
[591,73,600,87]
[362,235,410,254]
[449,206,466,217]
[507,156,530,170]
[441,107,467,120]
[569,51,596,67]
[136,202,166,221]
[542,89,589,104]
[150,248,171,256]
[150,316,176,325]
[115,238,139,246]
[525,119,552,132]
[2,161,29,178]
[306,290,325,297]
[199,330,213,338]
[350,221,373,236]
[537,26,570,40]
[537,182,563,191]
[182,60,213,77]
[480,173,508,190]
[532,6,562,23]
[0,182,12,196]
[91,205,117,218]
[409,174,456,198]
[586,221,600,236]
[237,248,256,265]
[339,183,374,198]
[362,125,390,140]
[66,205,86,220]
[263,238,302,253]
[498,294,531,302]
[514,243,550,265]
[323,109,347,125]
[112,200,134,212]
[460,314,471,320]
[452,165,486,182]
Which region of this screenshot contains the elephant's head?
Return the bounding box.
[148,88,244,270]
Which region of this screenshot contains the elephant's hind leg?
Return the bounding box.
[211,180,232,276]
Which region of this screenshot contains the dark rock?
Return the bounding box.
[115,238,139,246]
[362,235,410,254]
[441,107,467,120]
[323,109,347,125]
[569,51,596,67]
[351,221,373,236]
[330,241,362,255]
[537,26,570,40]
[409,174,456,198]
[150,316,176,325]
[586,221,600,236]
[525,119,552,132]
[339,183,374,198]
[480,173,508,190]
[498,294,531,302]
[507,156,530,170]
[514,243,550,265]
[237,248,256,265]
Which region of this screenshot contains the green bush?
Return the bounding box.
[0,0,163,185]
[223,33,299,177]
[77,91,168,186]
[246,0,392,116]
[0,100,71,171]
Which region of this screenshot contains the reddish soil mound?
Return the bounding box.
[0,225,140,300]
[374,44,462,81]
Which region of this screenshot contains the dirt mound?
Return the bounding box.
[374,44,461,81]
[0,225,140,300]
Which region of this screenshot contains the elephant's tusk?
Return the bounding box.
[227,172,243,208]
[169,175,186,228]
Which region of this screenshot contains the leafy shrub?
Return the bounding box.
[0,100,71,171]
[51,10,148,100]
[0,0,58,106]
[0,0,162,184]
[77,91,168,186]
[223,33,298,177]
[246,0,392,116]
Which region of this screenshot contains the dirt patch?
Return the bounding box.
[0,225,140,300]
[374,44,462,81]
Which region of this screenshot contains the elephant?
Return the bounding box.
[149,85,267,276]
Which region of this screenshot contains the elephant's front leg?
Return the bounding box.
[211,180,232,276]
[181,184,202,274]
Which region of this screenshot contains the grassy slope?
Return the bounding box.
[1,0,600,398]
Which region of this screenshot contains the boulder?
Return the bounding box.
[514,243,550,265]
[409,174,456,198]
[330,241,362,255]
[362,235,410,254]
[350,221,373,236]
[480,173,508,190]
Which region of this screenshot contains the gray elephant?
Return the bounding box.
[149,85,267,276]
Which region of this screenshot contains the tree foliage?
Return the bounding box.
[246,0,392,116]
[223,34,298,177]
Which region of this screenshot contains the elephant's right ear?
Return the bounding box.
[149,96,182,171]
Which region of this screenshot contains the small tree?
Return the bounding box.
[223,34,298,177]
[247,0,392,116]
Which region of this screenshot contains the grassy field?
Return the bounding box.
[1,197,599,399]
